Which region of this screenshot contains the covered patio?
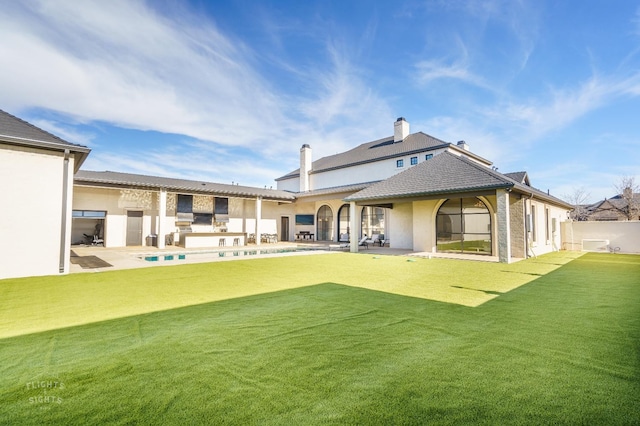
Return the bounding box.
[72,170,296,250]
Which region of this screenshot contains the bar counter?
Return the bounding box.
[178,232,246,249]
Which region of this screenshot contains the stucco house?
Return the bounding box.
[0,109,90,279]
[277,118,572,262]
[1,112,572,279]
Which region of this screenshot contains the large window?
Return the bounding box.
[316,205,333,241]
[361,207,385,238]
[337,204,350,240]
[436,198,491,255]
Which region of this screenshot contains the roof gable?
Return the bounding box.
[504,171,530,186]
[345,152,512,201]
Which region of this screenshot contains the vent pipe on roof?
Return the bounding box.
[394,117,409,142]
[457,140,469,151]
[300,144,312,192]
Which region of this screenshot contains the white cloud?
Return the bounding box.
[29,119,96,147]
[0,0,284,146]
[0,0,396,175]
[414,58,477,85]
[482,67,640,149]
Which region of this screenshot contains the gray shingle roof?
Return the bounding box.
[276,132,490,181]
[504,171,529,185]
[344,152,572,208]
[75,170,296,202]
[0,109,90,170]
[294,181,379,198]
[587,193,640,212]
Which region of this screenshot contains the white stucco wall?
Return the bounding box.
[277,148,450,192]
[526,200,566,256]
[276,176,299,192]
[0,145,75,279]
[388,202,414,249]
[560,220,640,253]
[412,200,439,252]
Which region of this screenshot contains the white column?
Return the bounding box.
[255,196,262,246]
[349,201,358,253]
[497,189,511,263]
[157,189,167,249]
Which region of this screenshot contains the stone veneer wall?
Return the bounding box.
[193,195,213,213]
[509,195,525,258]
[119,189,153,209]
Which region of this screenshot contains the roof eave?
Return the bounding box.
[74,178,296,202]
[1,135,91,172]
[345,183,514,203]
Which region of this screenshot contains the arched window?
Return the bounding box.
[337,204,350,240]
[436,198,491,255]
[361,206,385,238]
[316,205,333,241]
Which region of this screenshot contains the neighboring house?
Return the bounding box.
[1,112,572,279]
[584,191,640,221]
[0,109,90,279]
[277,118,572,262]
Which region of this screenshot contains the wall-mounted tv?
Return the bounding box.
[295,214,314,225]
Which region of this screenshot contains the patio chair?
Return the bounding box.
[358,236,369,249]
[365,234,380,246]
[339,233,350,242]
[92,234,104,246]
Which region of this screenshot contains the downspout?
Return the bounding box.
[59,149,70,273]
[524,192,534,258]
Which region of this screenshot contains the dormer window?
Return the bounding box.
[410,156,418,165]
[397,159,404,168]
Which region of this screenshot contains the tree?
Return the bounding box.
[563,186,591,221]
[614,176,640,220]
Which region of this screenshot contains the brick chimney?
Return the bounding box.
[394,117,409,142]
[300,144,312,192]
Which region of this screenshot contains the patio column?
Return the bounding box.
[496,188,511,263]
[157,188,167,249]
[349,201,358,253]
[255,196,262,246]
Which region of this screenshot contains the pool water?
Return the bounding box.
[142,247,319,262]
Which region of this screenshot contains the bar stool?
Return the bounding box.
[219,238,226,247]
[233,238,240,246]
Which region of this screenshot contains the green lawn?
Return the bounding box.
[1,252,639,424]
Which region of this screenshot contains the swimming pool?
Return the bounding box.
[140,246,324,262]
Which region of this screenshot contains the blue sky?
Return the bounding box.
[1,0,639,202]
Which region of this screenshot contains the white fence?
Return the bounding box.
[561,221,640,254]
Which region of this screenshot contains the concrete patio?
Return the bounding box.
[69,242,505,273]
